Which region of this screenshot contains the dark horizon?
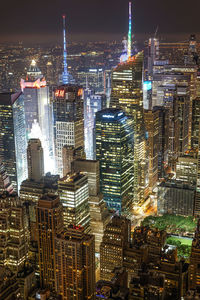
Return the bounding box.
[1,0,200,45]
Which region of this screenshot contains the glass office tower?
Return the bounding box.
[96,108,134,216]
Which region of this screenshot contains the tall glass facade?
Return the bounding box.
[95,108,134,215]
[12,92,28,191]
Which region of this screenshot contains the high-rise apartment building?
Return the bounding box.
[58,173,90,233]
[55,226,95,299]
[53,85,84,176]
[36,194,63,290]
[95,109,134,215]
[27,139,44,182]
[0,192,29,272]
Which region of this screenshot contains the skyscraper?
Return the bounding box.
[58,173,90,233]
[53,85,84,176]
[0,92,17,190]
[144,109,159,191]
[84,91,106,159]
[27,139,44,182]
[72,159,111,252]
[110,52,149,204]
[36,194,63,290]
[189,219,200,289]
[12,92,28,191]
[100,216,131,281]
[55,226,95,299]
[95,109,134,215]
[0,192,29,272]
[21,60,54,174]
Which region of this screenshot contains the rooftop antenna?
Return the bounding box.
[127,2,132,60]
[62,15,69,84]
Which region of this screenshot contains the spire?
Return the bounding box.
[62,15,69,84]
[127,2,132,60]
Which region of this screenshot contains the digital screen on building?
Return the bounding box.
[143,81,152,91]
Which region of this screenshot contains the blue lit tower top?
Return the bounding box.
[62,15,69,84]
[127,2,132,60]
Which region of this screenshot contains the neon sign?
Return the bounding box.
[55,89,65,98]
[78,88,83,97]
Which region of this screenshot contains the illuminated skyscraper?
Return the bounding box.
[12,92,28,191]
[84,91,106,159]
[55,226,95,299]
[0,92,17,190]
[144,109,159,191]
[21,60,54,174]
[53,85,84,176]
[100,216,131,281]
[27,139,44,182]
[0,192,29,272]
[191,97,200,149]
[58,173,90,233]
[110,52,149,204]
[36,194,63,290]
[72,159,111,252]
[95,109,134,215]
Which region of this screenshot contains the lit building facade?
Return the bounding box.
[176,153,197,185]
[12,92,28,191]
[27,139,44,182]
[110,52,149,204]
[157,180,195,216]
[21,60,54,174]
[144,109,159,191]
[58,173,90,233]
[189,219,200,289]
[0,92,17,190]
[84,91,106,159]
[0,192,29,272]
[95,109,134,215]
[72,159,111,252]
[53,85,84,176]
[55,226,95,299]
[191,97,200,149]
[100,216,131,281]
[36,194,63,290]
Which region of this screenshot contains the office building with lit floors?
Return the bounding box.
[58,173,90,233]
[189,219,200,289]
[72,159,111,252]
[36,194,63,290]
[144,109,159,191]
[95,109,134,215]
[53,85,84,176]
[110,52,149,204]
[0,93,17,190]
[55,226,95,299]
[100,216,131,281]
[0,192,29,273]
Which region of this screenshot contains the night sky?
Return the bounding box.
[1,0,200,44]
